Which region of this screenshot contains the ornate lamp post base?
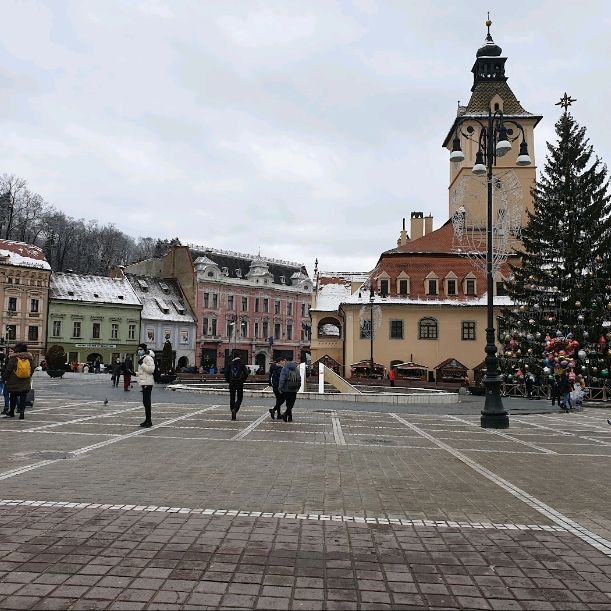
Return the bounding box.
[481,405,509,428]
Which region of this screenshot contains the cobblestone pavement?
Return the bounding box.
[0,373,609,609]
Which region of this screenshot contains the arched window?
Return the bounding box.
[317,317,342,338]
[418,317,438,340]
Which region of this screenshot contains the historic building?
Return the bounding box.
[122,272,196,369]
[125,245,313,372]
[0,240,51,365]
[47,273,142,366]
[310,23,539,381]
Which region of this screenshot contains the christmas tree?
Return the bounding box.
[502,101,611,386]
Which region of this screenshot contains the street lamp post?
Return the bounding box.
[369,284,375,376]
[450,109,532,429]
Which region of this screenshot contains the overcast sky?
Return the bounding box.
[1,1,610,275]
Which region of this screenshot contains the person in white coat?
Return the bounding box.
[136,343,156,427]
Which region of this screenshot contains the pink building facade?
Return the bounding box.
[192,247,312,373]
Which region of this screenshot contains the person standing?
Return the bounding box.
[389,367,396,388]
[224,355,249,420]
[123,356,134,391]
[550,375,560,407]
[3,343,34,420]
[278,360,301,422]
[112,358,122,388]
[136,343,155,427]
[268,357,286,419]
[558,371,572,411]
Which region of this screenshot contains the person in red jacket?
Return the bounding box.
[389,367,396,388]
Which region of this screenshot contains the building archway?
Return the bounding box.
[317,317,342,338]
[255,352,266,375]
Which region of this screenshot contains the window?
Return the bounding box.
[73,321,81,338]
[418,317,438,340]
[263,298,269,313]
[262,321,269,339]
[8,297,17,312]
[52,320,62,337]
[111,323,119,339]
[203,292,209,308]
[274,323,281,340]
[255,298,260,312]
[211,319,217,336]
[301,303,306,317]
[240,320,248,337]
[466,279,476,296]
[30,299,39,313]
[28,326,38,341]
[92,322,101,339]
[274,300,281,315]
[212,293,218,309]
[228,295,234,310]
[203,317,209,336]
[227,320,235,338]
[447,279,457,296]
[496,281,507,296]
[254,322,259,339]
[128,324,136,340]
[287,302,293,316]
[360,320,372,339]
[380,279,389,297]
[462,321,476,340]
[399,280,409,296]
[428,279,438,295]
[241,297,248,311]
[287,324,293,340]
[390,320,404,339]
[6,325,16,341]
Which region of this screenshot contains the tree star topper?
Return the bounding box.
[556,93,577,111]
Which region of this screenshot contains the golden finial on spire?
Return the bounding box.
[486,11,492,35]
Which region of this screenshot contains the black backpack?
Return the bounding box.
[230,361,245,382]
[286,368,301,392]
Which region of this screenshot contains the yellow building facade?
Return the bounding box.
[310,24,540,382]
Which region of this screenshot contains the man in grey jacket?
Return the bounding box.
[278,360,301,422]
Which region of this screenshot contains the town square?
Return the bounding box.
[1,0,611,609]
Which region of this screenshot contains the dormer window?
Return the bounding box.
[117,295,124,300]
[207,271,214,277]
[466,280,476,296]
[67,290,74,296]
[155,297,170,313]
[444,272,458,296]
[137,279,148,291]
[236,269,242,278]
[280,275,286,285]
[396,272,410,296]
[222,267,229,276]
[159,282,170,294]
[463,273,477,296]
[172,300,185,314]
[428,279,437,295]
[93,293,99,298]
[380,279,389,297]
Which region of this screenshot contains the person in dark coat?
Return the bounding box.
[224,355,249,420]
[3,343,34,420]
[268,357,286,419]
[122,356,134,391]
[278,361,301,422]
[558,372,572,411]
[112,358,122,387]
[550,375,560,407]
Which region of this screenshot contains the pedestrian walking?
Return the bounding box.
[136,343,155,428]
[558,372,572,411]
[278,360,301,422]
[268,357,286,419]
[123,356,134,391]
[389,367,396,388]
[224,355,249,420]
[3,343,34,420]
[550,375,560,407]
[1,349,11,415]
[111,358,122,388]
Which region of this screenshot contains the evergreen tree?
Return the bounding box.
[502,108,611,385]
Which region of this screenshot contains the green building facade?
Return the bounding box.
[47,273,142,367]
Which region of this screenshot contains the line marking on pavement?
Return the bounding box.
[231,413,269,440]
[331,411,346,445]
[390,412,611,557]
[27,400,104,413]
[447,415,557,454]
[0,405,222,481]
[0,498,570,533]
[513,417,611,447]
[25,405,143,432]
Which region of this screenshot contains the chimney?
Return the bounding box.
[424,214,433,236]
[410,212,424,240]
[397,217,408,246]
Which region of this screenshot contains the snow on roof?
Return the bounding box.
[343,292,515,307]
[125,274,195,323]
[0,240,51,271]
[313,281,354,312]
[50,273,141,305]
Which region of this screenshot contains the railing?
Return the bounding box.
[499,383,610,402]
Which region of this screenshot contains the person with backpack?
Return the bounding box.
[278,360,301,422]
[224,354,249,420]
[111,358,122,388]
[268,357,286,419]
[3,343,34,420]
[136,343,156,427]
